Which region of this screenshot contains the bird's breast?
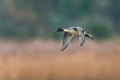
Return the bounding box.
[64,29,80,36]
[69,30,79,36]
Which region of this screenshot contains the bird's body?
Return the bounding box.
[55,27,93,51]
[64,29,79,36]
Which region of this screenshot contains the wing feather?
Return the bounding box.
[61,32,74,51]
[75,27,85,46]
[79,34,85,46]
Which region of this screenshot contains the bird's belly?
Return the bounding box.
[69,31,79,36]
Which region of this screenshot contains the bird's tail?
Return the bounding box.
[85,33,93,39]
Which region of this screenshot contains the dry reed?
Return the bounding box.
[0,39,120,80]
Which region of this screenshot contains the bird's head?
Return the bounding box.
[54,28,64,32]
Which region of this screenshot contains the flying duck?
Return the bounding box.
[54,27,93,51]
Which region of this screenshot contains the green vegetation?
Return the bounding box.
[0,0,119,39]
[87,19,114,40]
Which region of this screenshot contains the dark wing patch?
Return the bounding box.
[73,28,78,31]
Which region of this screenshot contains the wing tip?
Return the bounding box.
[60,48,65,51]
[61,49,64,51]
[80,44,84,47]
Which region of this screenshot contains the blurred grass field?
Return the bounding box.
[0,39,120,80]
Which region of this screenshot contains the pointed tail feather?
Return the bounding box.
[85,33,93,39]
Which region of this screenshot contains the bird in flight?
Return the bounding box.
[54,27,93,51]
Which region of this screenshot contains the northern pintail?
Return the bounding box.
[55,27,93,51]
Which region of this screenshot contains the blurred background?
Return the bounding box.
[0,0,120,39]
[0,0,120,80]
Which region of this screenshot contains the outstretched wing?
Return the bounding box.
[61,32,74,51]
[79,33,85,46]
[75,27,85,46]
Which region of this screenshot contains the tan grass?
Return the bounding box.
[0,39,120,80]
